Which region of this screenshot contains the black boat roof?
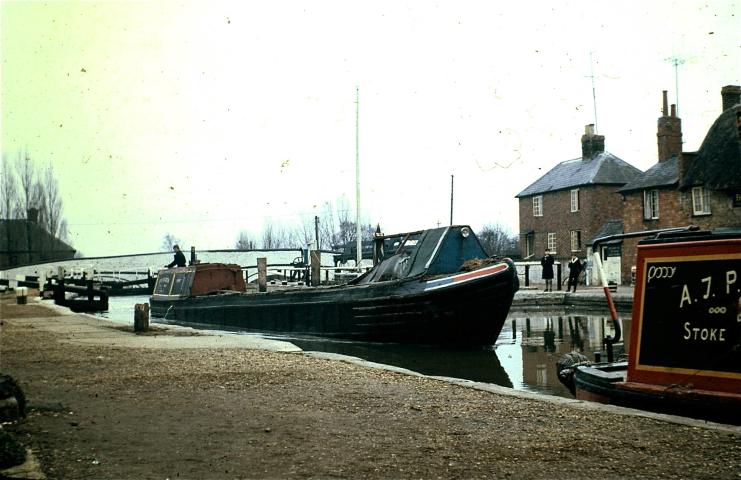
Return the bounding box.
[638,227,741,245]
[353,225,489,284]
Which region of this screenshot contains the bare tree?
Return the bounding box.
[161,233,181,251]
[59,219,69,242]
[313,197,377,250]
[478,223,517,257]
[16,150,38,217]
[261,222,277,249]
[318,202,338,249]
[261,219,300,249]
[38,163,63,237]
[235,230,256,249]
[0,153,19,219]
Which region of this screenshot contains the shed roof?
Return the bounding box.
[586,219,623,246]
[516,152,642,198]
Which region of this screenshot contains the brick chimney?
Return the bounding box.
[721,85,741,111]
[678,151,696,186]
[657,90,682,162]
[27,208,38,223]
[581,124,605,160]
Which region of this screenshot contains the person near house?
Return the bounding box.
[567,255,582,292]
[540,249,555,292]
[166,245,187,268]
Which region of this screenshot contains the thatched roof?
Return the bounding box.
[680,105,741,191]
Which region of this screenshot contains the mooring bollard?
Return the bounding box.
[15,287,27,305]
[257,258,267,293]
[310,250,321,287]
[134,303,150,332]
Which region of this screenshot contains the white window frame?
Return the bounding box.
[533,195,543,217]
[547,232,557,253]
[570,189,580,212]
[570,230,581,252]
[643,190,659,220]
[692,186,711,215]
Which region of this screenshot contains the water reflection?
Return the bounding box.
[497,314,627,397]
[96,297,627,399]
[290,338,514,388]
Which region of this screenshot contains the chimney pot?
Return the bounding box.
[585,124,595,135]
[721,85,741,112]
[657,92,682,162]
[662,90,669,116]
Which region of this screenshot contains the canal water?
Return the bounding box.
[97,296,625,399]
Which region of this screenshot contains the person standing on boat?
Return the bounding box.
[167,245,187,268]
[540,249,554,292]
[567,255,582,292]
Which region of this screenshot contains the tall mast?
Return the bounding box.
[449,174,454,225]
[355,86,362,269]
[588,51,598,133]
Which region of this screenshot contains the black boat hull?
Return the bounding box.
[150,260,518,345]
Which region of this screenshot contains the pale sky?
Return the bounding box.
[2,0,739,257]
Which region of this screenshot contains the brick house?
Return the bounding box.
[516,126,642,286]
[617,85,741,284]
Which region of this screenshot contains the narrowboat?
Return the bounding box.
[149,225,519,345]
[560,227,741,425]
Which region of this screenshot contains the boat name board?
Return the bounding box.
[631,248,741,387]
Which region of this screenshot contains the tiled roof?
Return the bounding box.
[516,152,642,198]
[618,156,678,193]
[680,104,741,190]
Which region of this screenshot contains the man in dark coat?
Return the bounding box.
[567,255,582,292]
[540,249,554,292]
[167,245,187,268]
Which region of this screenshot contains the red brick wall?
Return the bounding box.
[620,187,741,284]
[519,185,625,266]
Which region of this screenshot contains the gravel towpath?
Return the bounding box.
[1,294,739,479]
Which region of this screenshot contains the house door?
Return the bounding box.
[600,244,622,285]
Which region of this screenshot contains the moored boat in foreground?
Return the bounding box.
[149,225,519,345]
[559,227,741,425]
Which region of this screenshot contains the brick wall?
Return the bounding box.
[620,187,741,284]
[519,184,625,266]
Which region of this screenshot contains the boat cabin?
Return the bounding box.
[353,225,491,284]
[153,263,246,299]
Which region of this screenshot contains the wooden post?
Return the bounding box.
[54,277,64,305]
[134,303,149,332]
[556,262,562,290]
[257,258,267,292]
[524,265,530,287]
[310,250,321,286]
[15,287,27,304]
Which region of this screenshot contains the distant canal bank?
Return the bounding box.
[96,289,629,398]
